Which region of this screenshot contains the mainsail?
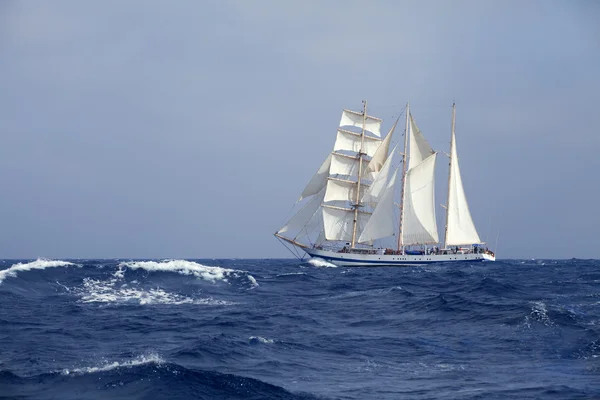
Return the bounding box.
[400,112,439,246]
[402,153,439,244]
[444,105,481,246]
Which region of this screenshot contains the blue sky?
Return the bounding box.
[0,1,598,259]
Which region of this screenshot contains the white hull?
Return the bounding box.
[304,247,495,267]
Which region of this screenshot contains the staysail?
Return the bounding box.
[358,169,398,243]
[298,154,331,202]
[400,113,439,246]
[402,153,439,244]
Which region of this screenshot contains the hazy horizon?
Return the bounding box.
[1,1,599,259]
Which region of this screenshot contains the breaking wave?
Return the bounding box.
[307,257,338,268]
[0,259,77,284]
[76,277,234,306]
[249,336,274,344]
[118,259,258,288]
[61,353,163,375]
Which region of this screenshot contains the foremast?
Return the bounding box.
[350,100,367,248]
[276,102,397,251]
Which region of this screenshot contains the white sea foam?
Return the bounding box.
[118,259,258,288]
[77,277,234,306]
[61,353,163,375]
[249,336,274,344]
[276,272,307,277]
[0,259,77,284]
[307,257,338,268]
[523,301,553,329]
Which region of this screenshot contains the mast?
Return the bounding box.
[350,100,367,248]
[444,103,456,249]
[397,102,410,251]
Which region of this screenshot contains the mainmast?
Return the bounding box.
[397,102,410,251]
[350,100,367,248]
[443,103,456,249]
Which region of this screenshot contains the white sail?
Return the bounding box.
[322,206,369,242]
[408,114,434,169]
[401,153,439,245]
[297,205,324,242]
[340,109,382,137]
[361,142,398,206]
[358,169,398,243]
[365,117,398,175]
[279,188,326,236]
[445,132,482,246]
[330,152,369,178]
[334,129,381,157]
[298,154,331,202]
[324,178,367,203]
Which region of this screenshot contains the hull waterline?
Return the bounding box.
[304,247,495,267]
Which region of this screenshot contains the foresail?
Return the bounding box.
[445,133,482,246]
[334,129,381,158]
[324,178,367,203]
[340,109,383,137]
[298,154,331,202]
[401,153,439,245]
[322,206,370,242]
[288,103,393,248]
[279,187,326,237]
[358,169,398,243]
[330,152,369,178]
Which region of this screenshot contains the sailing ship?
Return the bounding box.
[275,101,496,266]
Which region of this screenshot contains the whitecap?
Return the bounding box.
[307,257,338,268]
[523,301,554,328]
[61,353,163,375]
[249,336,274,344]
[76,277,234,306]
[118,260,258,288]
[0,259,78,284]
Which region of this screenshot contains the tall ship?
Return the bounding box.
[275,102,496,266]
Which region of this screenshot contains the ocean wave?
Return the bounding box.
[0,259,78,284]
[523,301,553,329]
[307,257,338,268]
[118,259,258,288]
[75,277,234,306]
[249,336,274,344]
[61,353,164,375]
[1,361,321,400]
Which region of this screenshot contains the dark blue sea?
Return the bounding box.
[0,258,598,399]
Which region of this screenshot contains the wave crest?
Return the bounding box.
[77,277,234,306]
[61,353,163,375]
[249,336,274,344]
[0,259,77,284]
[307,257,338,268]
[118,260,258,287]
